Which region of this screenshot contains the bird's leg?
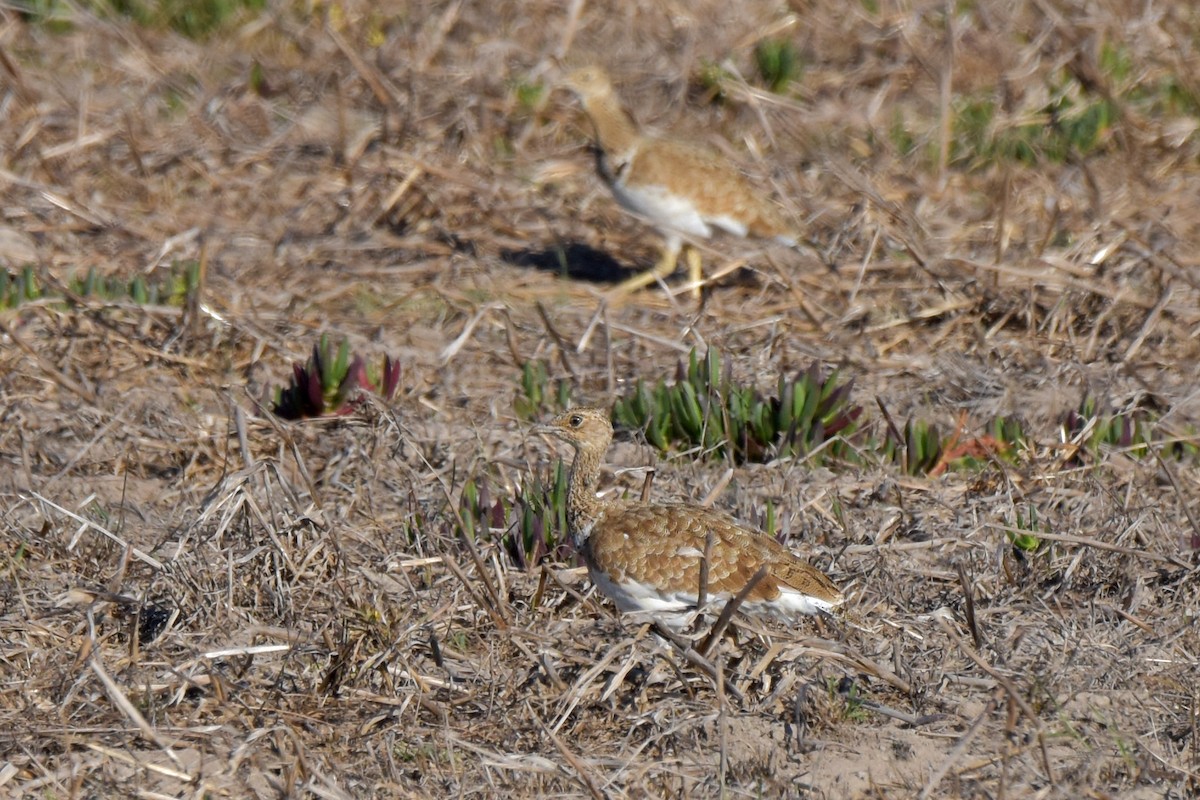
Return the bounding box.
[684,246,704,300]
[610,240,680,297]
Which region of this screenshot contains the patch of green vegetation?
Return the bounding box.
[400,503,429,548]
[88,500,113,528]
[878,414,1026,477]
[352,284,387,315]
[459,461,569,570]
[611,348,863,465]
[888,110,918,157]
[754,39,801,94]
[1007,504,1044,554]
[947,36,1200,167]
[516,350,1194,479]
[611,349,1024,475]
[0,266,42,309]
[950,85,1121,168]
[1046,92,1116,159]
[1103,37,1200,121]
[248,60,266,96]
[512,78,545,114]
[101,0,266,39]
[1160,427,1200,461]
[19,0,266,37]
[363,12,387,48]
[6,541,29,574]
[880,418,942,475]
[1160,75,1200,118]
[1098,41,1133,84]
[76,261,201,306]
[1061,397,1151,459]
[161,86,190,118]
[270,334,401,420]
[828,676,870,722]
[491,134,515,160]
[951,96,1037,165]
[1,261,202,311]
[761,498,777,538]
[513,359,571,421]
[1059,397,1200,463]
[14,0,75,32]
[391,740,443,765]
[695,60,733,105]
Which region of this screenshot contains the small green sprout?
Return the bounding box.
[754,39,800,94]
[1008,505,1043,554]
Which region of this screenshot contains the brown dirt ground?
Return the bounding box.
[2,0,1200,797]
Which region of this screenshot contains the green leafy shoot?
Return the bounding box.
[695,60,733,105]
[0,266,41,309]
[754,39,800,94]
[1007,504,1044,554]
[98,0,267,39]
[611,348,863,466]
[1,261,202,311]
[1061,397,1152,460]
[513,78,545,114]
[513,359,571,420]
[459,463,571,570]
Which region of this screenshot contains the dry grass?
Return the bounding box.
[2,0,1200,796]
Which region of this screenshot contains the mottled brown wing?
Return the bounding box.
[588,502,835,605]
[629,139,793,240]
[752,534,844,602]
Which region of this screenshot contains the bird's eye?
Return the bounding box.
[569,414,583,427]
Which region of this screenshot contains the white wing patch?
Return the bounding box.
[587,565,838,622]
[747,586,839,616]
[611,182,712,239]
[704,214,749,238]
[589,568,693,614]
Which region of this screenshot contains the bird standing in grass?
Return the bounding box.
[534,406,843,624]
[561,66,802,299]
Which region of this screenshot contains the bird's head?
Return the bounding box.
[533,406,614,452]
[561,65,616,103]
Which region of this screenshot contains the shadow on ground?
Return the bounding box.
[501,242,630,284]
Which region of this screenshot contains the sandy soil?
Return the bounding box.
[1,1,1199,797]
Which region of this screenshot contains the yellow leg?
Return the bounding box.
[684,246,703,300]
[610,245,679,297]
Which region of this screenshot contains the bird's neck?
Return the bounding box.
[581,92,641,159]
[564,444,605,545]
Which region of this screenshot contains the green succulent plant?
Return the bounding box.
[514,354,1190,481]
[754,39,800,94]
[103,0,266,39]
[2,261,203,311]
[1061,397,1152,458]
[900,419,941,476]
[611,348,863,465]
[513,359,572,420]
[459,461,570,570]
[271,334,401,420]
[0,266,41,309]
[1008,505,1044,554]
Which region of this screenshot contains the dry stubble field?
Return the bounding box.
[2,0,1200,797]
